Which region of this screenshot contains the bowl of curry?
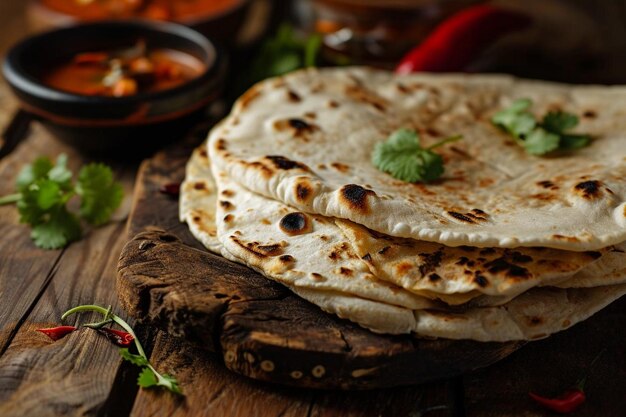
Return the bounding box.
[28,0,252,43]
[3,20,227,156]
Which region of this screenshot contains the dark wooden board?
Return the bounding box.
[116,140,524,390]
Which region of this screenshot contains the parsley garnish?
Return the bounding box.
[0,154,123,249]
[372,129,462,183]
[63,305,182,395]
[492,99,591,155]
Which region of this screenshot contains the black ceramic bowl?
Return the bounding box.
[3,20,227,156]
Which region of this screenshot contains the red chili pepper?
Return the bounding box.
[529,389,586,414]
[395,4,531,74]
[36,326,77,341]
[528,350,605,414]
[97,328,134,347]
[159,182,180,197]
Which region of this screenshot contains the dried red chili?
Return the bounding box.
[159,182,180,197]
[529,350,605,414]
[395,4,531,74]
[36,325,77,341]
[97,328,135,347]
[529,389,586,414]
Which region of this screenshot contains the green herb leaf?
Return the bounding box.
[76,163,124,226]
[560,134,591,150]
[119,348,149,367]
[245,23,322,87]
[304,34,322,67]
[522,128,561,155]
[35,180,63,210]
[157,374,182,395]
[3,155,123,249]
[372,129,461,183]
[491,98,535,138]
[31,207,82,249]
[47,154,73,188]
[542,111,579,133]
[138,367,158,388]
[16,157,53,192]
[492,99,592,155]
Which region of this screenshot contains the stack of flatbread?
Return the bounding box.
[181,68,626,342]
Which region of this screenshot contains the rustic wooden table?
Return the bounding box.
[0,2,625,416]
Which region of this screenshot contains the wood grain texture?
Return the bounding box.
[464,296,626,417]
[129,333,457,417]
[0,124,140,417]
[116,144,524,390]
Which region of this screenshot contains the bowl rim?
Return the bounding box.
[28,0,251,27]
[2,19,224,107]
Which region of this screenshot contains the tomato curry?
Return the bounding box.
[42,41,205,97]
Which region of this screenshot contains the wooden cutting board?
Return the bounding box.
[116,138,524,390]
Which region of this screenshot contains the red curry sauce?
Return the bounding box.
[41,0,241,21]
[43,42,205,97]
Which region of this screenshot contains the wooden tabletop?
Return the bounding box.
[0,2,625,416]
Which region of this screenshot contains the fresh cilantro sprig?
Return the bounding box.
[240,23,322,90]
[62,304,182,395]
[372,129,462,183]
[0,154,123,249]
[492,99,591,155]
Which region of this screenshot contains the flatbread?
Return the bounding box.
[180,143,626,339]
[209,68,626,251]
[212,168,437,310]
[335,219,604,303]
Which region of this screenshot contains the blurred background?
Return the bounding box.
[2,0,626,158]
[1,0,626,83]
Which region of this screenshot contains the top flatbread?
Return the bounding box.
[209,68,626,251]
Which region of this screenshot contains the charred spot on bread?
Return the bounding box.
[428,273,442,282]
[193,181,207,190]
[220,200,234,210]
[295,180,314,203]
[331,162,350,172]
[447,210,488,223]
[339,184,376,214]
[339,267,353,276]
[473,275,489,287]
[230,236,285,258]
[279,212,311,236]
[215,139,227,151]
[418,249,444,277]
[266,155,310,171]
[287,90,301,102]
[447,211,476,223]
[483,257,530,279]
[574,180,602,199]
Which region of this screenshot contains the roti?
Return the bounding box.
[208,68,626,251]
[180,143,626,339]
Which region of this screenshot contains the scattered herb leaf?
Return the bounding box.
[62,304,182,395]
[120,348,149,367]
[138,367,159,388]
[372,128,462,183]
[0,155,123,249]
[492,99,591,155]
[76,163,125,226]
